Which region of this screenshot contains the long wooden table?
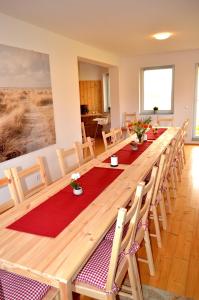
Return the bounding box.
[0,127,179,299]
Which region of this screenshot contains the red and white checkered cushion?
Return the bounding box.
[104,219,148,242]
[104,222,129,241]
[75,239,113,291]
[0,269,50,300]
[74,238,139,292]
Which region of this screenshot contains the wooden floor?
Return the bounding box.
[93,143,199,299]
[94,137,105,155]
[139,145,199,299]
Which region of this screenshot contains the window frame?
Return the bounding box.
[192,63,199,140]
[140,65,175,115]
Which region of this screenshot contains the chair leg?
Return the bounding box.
[127,256,143,300]
[144,229,155,276]
[151,206,162,248]
[176,158,182,181]
[159,192,167,230]
[183,146,186,165]
[132,256,143,300]
[179,149,184,171]
[169,169,176,199]
[165,179,172,214]
[106,294,116,300]
[173,165,178,186]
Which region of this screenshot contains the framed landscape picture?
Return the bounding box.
[0,44,56,162]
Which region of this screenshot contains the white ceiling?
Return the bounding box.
[0,0,199,56]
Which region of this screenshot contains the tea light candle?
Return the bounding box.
[111,155,118,167]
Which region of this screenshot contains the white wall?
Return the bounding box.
[78,62,108,80]
[0,13,119,201]
[119,50,199,142]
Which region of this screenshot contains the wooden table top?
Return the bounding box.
[0,127,179,289]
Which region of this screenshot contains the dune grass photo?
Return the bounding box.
[0,44,56,162]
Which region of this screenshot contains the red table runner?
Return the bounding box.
[8,167,123,238]
[103,141,152,165]
[147,128,167,140]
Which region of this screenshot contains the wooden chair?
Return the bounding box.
[56,147,79,177]
[103,166,158,275]
[102,130,116,150]
[0,269,58,300]
[169,131,182,187]
[122,113,137,138]
[172,124,188,182]
[181,119,189,165]
[123,112,137,127]
[166,138,178,199]
[81,122,95,147]
[157,116,174,127]
[74,137,95,166]
[72,166,158,300]
[0,169,19,214]
[112,128,123,144]
[163,130,182,204]
[149,149,172,247]
[11,157,49,202]
[0,172,58,299]
[174,129,185,178]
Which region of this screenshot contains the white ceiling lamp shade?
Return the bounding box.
[153,32,173,40]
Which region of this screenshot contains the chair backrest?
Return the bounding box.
[0,169,19,214]
[124,112,137,127]
[125,165,158,239]
[112,128,123,144]
[105,165,158,292]
[157,116,174,126]
[81,122,87,143]
[150,148,172,206]
[182,119,189,140]
[171,129,182,160]
[102,130,116,150]
[11,157,49,202]
[74,137,95,166]
[56,147,79,177]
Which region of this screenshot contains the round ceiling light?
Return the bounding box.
[153,32,172,40]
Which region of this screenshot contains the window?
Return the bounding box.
[193,64,199,139]
[140,65,174,114]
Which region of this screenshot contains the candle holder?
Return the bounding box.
[110,155,118,167]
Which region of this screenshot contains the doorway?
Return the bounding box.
[78,60,111,153]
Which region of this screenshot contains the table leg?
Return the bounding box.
[59,281,73,300]
[94,123,98,138]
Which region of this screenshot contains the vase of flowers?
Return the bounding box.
[128,117,152,144]
[70,173,83,195]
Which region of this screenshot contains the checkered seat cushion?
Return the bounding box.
[74,238,140,292]
[104,219,148,242]
[104,222,129,241]
[0,269,50,300]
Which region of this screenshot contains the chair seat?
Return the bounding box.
[74,238,140,292]
[104,219,148,242]
[75,239,113,291]
[0,269,50,300]
[104,222,129,241]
